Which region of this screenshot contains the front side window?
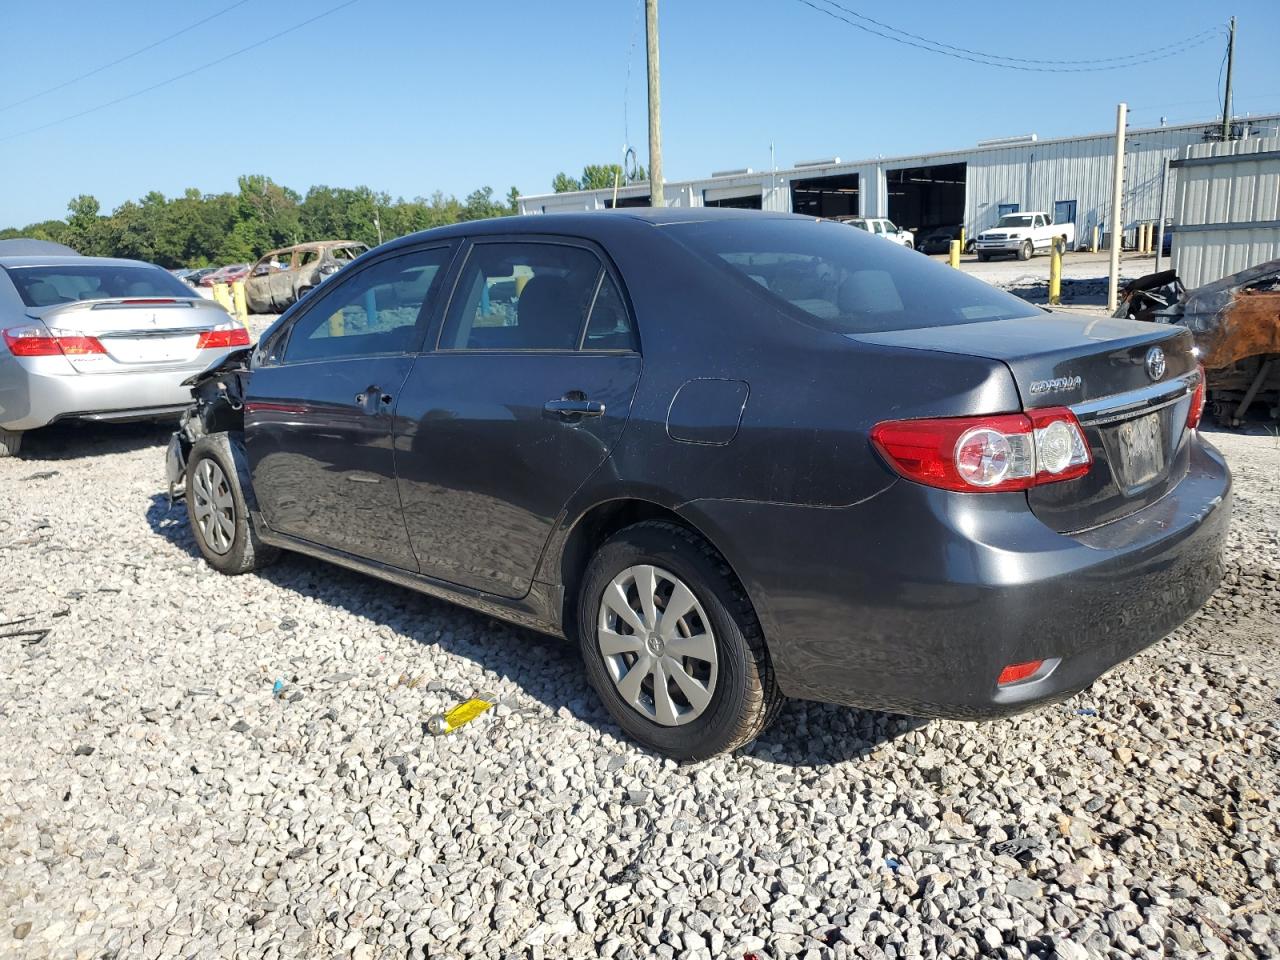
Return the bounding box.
[440,241,635,351]
[281,246,450,363]
[665,217,1039,334]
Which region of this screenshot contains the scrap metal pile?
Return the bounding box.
[1117,258,1280,425]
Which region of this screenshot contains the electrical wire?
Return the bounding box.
[813,0,1221,67]
[0,0,361,143]
[0,0,253,114]
[792,0,1220,73]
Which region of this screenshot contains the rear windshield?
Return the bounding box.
[665,218,1038,334]
[4,264,194,307]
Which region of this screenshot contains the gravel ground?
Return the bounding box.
[2,419,1278,959]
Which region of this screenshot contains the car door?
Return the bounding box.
[395,237,642,598]
[244,243,455,569]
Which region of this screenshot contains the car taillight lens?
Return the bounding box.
[3,325,106,357]
[196,324,251,349]
[871,407,1092,493]
[1187,364,1206,429]
[998,659,1044,685]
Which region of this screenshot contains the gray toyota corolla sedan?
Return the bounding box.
[166,209,1230,760]
[0,255,249,456]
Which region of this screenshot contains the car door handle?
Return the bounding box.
[354,389,393,412]
[544,398,605,419]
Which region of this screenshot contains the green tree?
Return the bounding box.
[552,172,580,193]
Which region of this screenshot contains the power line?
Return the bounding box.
[0,0,361,143]
[0,0,252,114]
[813,0,1221,67]
[792,0,1220,73]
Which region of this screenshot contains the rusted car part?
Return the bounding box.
[244,241,367,314]
[1116,258,1280,425]
[165,348,251,499]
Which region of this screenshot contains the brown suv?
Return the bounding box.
[244,241,367,314]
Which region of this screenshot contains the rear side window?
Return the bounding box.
[665,218,1038,333]
[4,264,194,306]
[282,247,449,363]
[440,241,636,351]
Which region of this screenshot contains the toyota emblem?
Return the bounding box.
[1145,346,1166,381]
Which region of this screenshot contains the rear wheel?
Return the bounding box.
[1019,240,1034,261]
[0,428,22,457]
[578,521,782,760]
[185,434,277,575]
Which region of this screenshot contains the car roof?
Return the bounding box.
[0,255,158,269]
[375,207,809,256]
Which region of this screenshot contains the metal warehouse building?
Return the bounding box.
[519,114,1280,249]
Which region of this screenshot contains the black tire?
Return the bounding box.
[577,521,782,761]
[977,252,990,262]
[184,433,278,575]
[1019,239,1034,261]
[0,428,22,458]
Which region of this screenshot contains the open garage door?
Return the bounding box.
[703,185,763,209]
[789,172,859,218]
[887,162,966,238]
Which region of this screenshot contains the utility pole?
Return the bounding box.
[1107,102,1127,314]
[1221,16,1236,141]
[645,0,664,208]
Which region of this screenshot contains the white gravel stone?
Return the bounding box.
[1,420,1277,959]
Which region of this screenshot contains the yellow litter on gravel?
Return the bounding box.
[426,698,493,736]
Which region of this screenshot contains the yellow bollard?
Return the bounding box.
[231,279,248,326]
[1090,225,1099,254]
[327,309,345,338]
[1144,222,1154,254]
[948,239,961,268]
[211,282,232,313]
[1049,237,1063,305]
[958,227,966,253]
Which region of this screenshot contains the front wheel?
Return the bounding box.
[185,434,277,575]
[0,428,22,457]
[1019,240,1034,261]
[578,521,782,760]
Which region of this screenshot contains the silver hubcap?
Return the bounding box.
[191,458,235,555]
[597,565,717,727]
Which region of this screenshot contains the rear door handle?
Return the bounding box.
[354,388,393,414]
[544,398,605,419]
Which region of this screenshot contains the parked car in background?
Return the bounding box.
[838,216,915,250]
[170,267,196,281]
[166,209,1228,760]
[245,240,368,314]
[185,266,220,287]
[0,256,249,457]
[974,212,1075,261]
[918,227,960,255]
[200,264,249,288]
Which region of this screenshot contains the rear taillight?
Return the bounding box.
[3,325,106,357]
[998,659,1044,685]
[1187,364,1206,429]
[196,324,251,349]
[871,407,1092,493]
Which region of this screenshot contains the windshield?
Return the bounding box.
[997,215,1036,228]
[665,218,1039,334]
[4,263,196,307]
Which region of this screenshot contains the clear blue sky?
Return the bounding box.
[0,0,1275,226]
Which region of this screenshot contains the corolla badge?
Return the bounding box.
[1145,346,1166,381]
[1028,375,1082,396]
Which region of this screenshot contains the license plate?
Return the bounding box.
[1116,413,1164,487]
[106,336,197,364]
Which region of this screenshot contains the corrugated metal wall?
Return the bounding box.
[1172,135,1280,288]
[518,116,1280,249]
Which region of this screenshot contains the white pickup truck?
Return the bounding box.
[974,212,1075,262]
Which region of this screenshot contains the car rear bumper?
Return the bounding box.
[0,355,197,430]
[682,437,1232,720]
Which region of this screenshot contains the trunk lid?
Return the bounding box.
[29,297,233,373]
[852,311,1200,532]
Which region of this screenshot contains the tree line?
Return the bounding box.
[1,164,648,268]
